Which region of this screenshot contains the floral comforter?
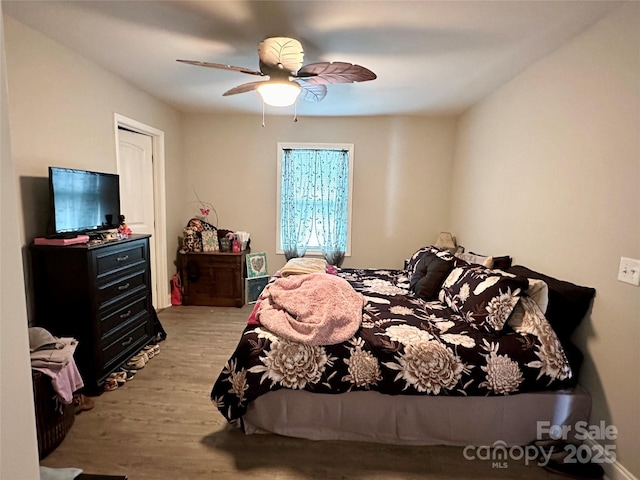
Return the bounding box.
[211,268,572,423]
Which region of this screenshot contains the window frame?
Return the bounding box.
[276,142,354,257]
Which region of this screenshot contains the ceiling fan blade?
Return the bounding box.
[176,59,263,76]
[223,80,268,96]
[257,37,304,74]
[296,62,377,85]
[296,81,327,103]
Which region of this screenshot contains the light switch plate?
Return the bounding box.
[618,257,640,286]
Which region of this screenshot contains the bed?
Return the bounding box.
[211,246,595,446]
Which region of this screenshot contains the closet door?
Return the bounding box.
[117,128,156,306]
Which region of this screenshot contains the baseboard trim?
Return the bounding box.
[605,461,637,480]
[584,438,637,480]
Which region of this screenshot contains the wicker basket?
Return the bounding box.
[32,370,75,459]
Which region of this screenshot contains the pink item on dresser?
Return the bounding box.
[33,235,89,246]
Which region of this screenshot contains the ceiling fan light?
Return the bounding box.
[257,82,301,107]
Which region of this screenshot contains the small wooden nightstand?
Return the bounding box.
[178,250,248,307]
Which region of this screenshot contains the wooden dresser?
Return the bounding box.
[178,251,247,307]
[30,235,153,395]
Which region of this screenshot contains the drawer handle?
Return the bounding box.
[119,310,132,319]
[118,283,131,291]
[116,255,129,262]
[121,336,134,347]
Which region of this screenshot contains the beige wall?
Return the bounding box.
[3,15,186,286]
[451,2,639,477]
[3,2,638,478]
[0,2,40,477]
[181,114,457,272]
[2,15,186,475]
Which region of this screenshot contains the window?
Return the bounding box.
[277,143,354,262]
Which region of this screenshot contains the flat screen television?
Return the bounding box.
[48,166,121,235]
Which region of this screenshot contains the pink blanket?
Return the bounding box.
[256,272,364,345]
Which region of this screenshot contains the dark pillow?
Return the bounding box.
[406,245,454,281]
[439,265,529,332]
[507,266,595,340]
[405,246,432,281]
[410,251,455,300]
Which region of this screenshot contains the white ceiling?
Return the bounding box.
[3,0,623,117]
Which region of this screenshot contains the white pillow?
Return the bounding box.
[526,278,549,313]
[507,278,549,328]
[455,251,494,269]
[279,257,328,277]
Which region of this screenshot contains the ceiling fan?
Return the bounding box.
[177,37,376,107]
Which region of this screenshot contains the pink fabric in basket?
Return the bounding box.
[33,358,84,404]
[256,272,364,345]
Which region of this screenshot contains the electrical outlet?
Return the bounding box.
[618,257,640,286]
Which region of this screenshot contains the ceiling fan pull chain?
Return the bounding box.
[293,101,298,123]
[262,100,266,127]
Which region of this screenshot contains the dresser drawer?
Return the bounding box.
[99,294,150,338]
[101,316,149,371]
[96,269,148,309]
[95,241,147,278]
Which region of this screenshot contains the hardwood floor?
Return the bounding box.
[40,305,560,479]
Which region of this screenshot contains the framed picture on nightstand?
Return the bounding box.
[246,276,269,304]
[246,252,268,278]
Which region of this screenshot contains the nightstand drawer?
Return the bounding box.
[95,241,147,278]
[194,254,242,268]
[99,294,150,338]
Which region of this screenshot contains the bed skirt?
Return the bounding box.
[241,386,591,446]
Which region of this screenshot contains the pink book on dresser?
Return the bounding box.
[34,235,90,246]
